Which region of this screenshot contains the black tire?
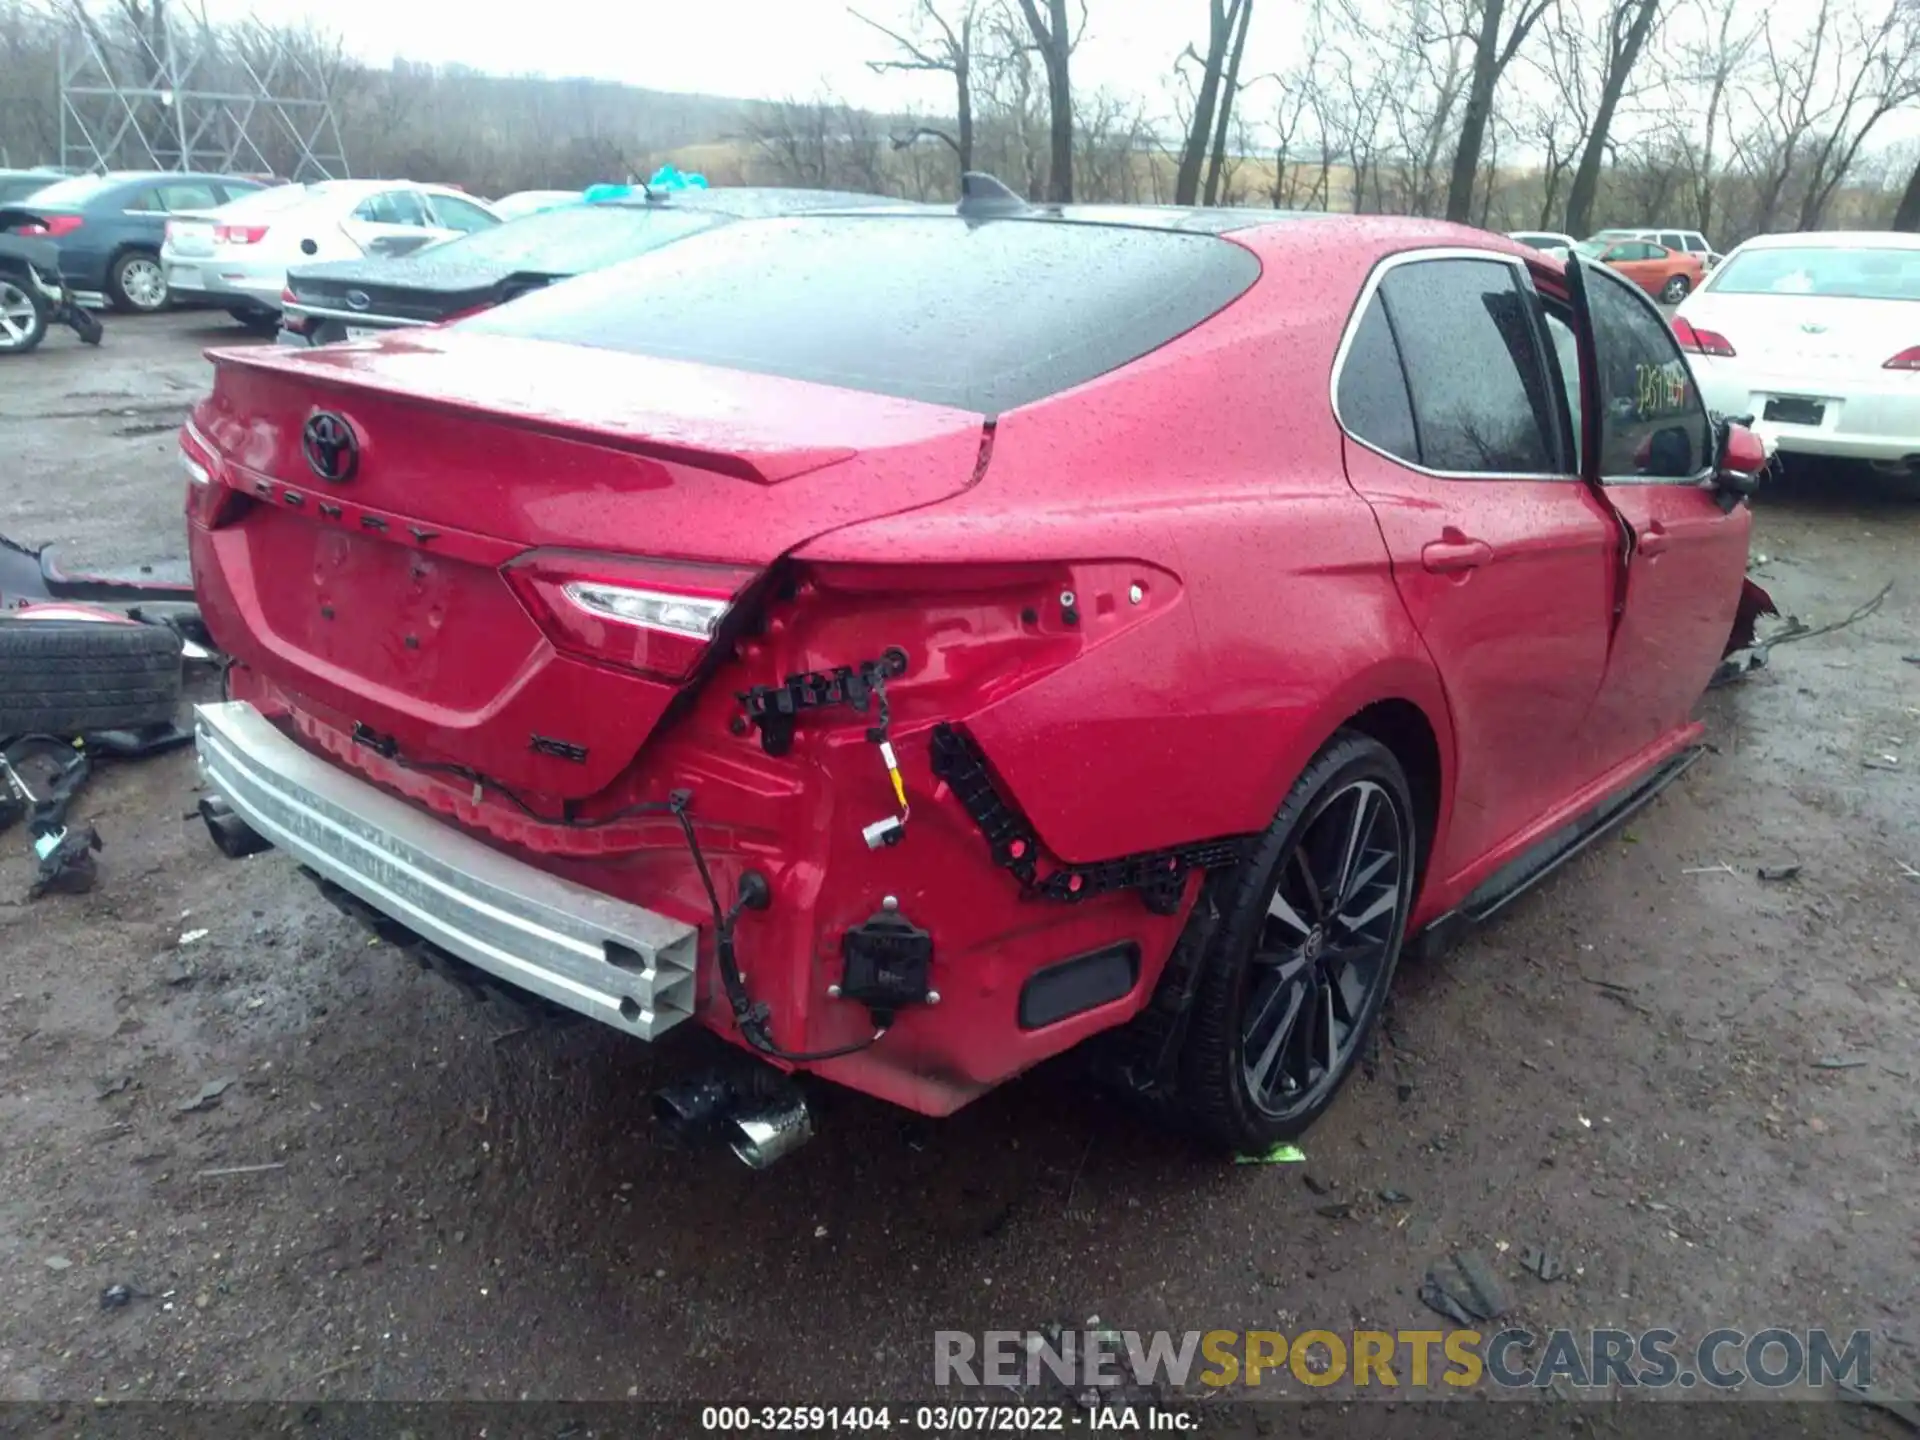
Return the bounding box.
[0,620,181,737]
[1175,731,1417,1152]
[1661,274,1692,304]
[226,305,280,336]
[0,276,49,355]
[106,250,168,314]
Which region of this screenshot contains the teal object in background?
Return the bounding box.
[646,165,708,191]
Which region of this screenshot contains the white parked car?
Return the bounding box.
[1507,229,1577,260]
[492,189,582,220]
[161,180,502,330]
[1673,231,1920,469]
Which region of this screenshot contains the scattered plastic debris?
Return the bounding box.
[30,824,101,897]
[1813,1057,1868,1070]
[1419,1251,1509,1324]
[1519,1245,1564,1281]
[96,1074,132,1100]
[1757,863,1802,882]
[1234,1143,1307,1165]
[1378,1188,1411,1204]
[179,928,209,945]
[44,1255,72,1272]
[175,1077,236,1114]
[195,1162,286,1178]
[99,1283,134,1310]
[1314,1202,1353,1220]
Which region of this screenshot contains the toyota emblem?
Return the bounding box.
[302,412,358,482]
[345,289,370,311]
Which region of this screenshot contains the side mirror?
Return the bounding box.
[1712,417,1767,511]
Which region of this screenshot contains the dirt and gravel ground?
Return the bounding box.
[0,312,1916,1418]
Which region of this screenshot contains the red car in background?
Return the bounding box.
[1575,234,1707,305]
[182,190,1767,1161]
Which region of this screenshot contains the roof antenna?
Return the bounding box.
[957,171,1027,217]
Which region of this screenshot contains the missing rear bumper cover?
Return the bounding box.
[928,723,1248,914]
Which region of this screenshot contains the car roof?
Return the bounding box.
[618,186,904,217]
[778,197,1335,236]
[1730,230,1920,251]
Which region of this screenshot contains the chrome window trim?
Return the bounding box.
[1327,245,1582,483]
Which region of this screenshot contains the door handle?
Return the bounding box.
[1639,523,1671,557]
[1421,535,1494,573]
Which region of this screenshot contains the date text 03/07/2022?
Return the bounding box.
[699,1405,1197,1432]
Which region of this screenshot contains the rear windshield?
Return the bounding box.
[416,204,722,273]
[1711,246,1920,301]
[462,215,1262,412]
[20,174,118,207]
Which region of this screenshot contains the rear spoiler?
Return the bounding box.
[206,336,866,487]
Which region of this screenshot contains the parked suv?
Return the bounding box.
[6,171,271,311]
[183,204,1767,1162]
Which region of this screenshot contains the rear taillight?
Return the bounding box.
[502,551,759,682]
[180,420,245,527]
[1884,347,1920,370]
[214,224,269,245]
[14,214,82,237]
[1672,317,1736,357]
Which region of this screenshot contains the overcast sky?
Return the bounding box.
[203,0,1918,150]
[196,0,1324,119]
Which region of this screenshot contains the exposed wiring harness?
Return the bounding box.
[672,797,889,1064]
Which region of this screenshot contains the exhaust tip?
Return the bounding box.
[727,1095,814,1170]
[199,795,271,859]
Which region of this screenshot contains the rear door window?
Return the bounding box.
[1373,257,1564,475]
[463,215,1262,412]
[355,190,431,227]
[157,182,220,212]
[1335,295,1418,463]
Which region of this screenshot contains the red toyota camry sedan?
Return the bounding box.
[181,188,1767,1161]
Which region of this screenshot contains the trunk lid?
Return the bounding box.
[192,331,990,800]
[1685,292,1916,383]
[288,254,540,324]
[165,212,220,260]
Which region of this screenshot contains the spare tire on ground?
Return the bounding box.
[0,619,182,737]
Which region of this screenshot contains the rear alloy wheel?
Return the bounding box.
[0,279,49,355]
[1177,732,1416,1152]
[108,251,168,314]
[1660,274,1692,304]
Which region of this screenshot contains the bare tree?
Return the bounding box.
[852,0,982,182]
[1793,0,1920,227]
[1674,0,1761,235]
[1562,0,1663,237]
[1014,0,1081,201]
[1174,0,1254,205]
[1444,0,1553,223]
[1515,1,1595,227]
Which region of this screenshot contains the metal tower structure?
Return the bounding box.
[58,10,349,180]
